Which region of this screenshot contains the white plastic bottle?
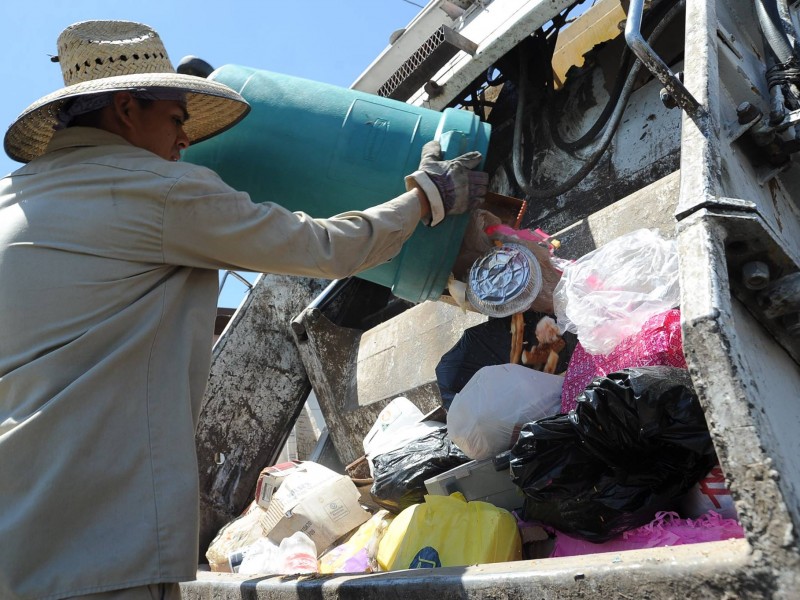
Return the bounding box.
[280,531,319,574]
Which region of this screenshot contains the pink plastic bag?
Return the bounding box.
[551,511,744,558]
[561,309,686,413]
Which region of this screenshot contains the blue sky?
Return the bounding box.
[1,0,424,307]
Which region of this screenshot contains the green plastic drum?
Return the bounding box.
[182,65,491,303]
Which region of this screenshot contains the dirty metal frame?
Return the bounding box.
[676,0,800,366]
[677,0,800,588]
[624,0,705,120]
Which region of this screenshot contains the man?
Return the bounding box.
[0,20,487,600]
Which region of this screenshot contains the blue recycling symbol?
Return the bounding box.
[409,546,442,569]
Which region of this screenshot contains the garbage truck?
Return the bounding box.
[181,0,800,597]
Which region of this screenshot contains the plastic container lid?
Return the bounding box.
[466,242,542,317]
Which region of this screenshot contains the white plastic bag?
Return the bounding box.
[362,397,440,476]
[553,228,680,355]
[237,538,283,575]
[238,532,320,575]
[446,364,563,460]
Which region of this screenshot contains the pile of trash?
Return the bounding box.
[205,228,744,575]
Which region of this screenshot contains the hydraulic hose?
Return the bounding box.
[511,0,685,200]
[755,0,796,67]
[754,0,800,122]
[549,51,634,153]
[549,0,677,153]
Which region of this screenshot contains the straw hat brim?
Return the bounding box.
[4,72,251,163]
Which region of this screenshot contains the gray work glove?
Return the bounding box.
[404,140,489,226]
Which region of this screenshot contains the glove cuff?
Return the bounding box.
[405,171,445,226]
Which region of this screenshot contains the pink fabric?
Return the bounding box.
[561,309,687,413]
[550,511,745,558]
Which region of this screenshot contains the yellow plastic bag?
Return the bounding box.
[377,492,522,570]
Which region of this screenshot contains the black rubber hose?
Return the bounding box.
[755,0,797,66]
[549,0,679,153]
[549,52,635,153]
[546,0,675,154]
[511,0,685,200]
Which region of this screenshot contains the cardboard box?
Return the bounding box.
[254,460,304,509]
[260,461,370,554]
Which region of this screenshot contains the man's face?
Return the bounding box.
[125,99,190,161]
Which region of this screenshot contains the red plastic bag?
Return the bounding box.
[551,510,744,558]
[561,309,686,413]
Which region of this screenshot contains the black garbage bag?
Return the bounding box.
[370,426,470,514]
[509,366,717,542]
[435,315,577,409]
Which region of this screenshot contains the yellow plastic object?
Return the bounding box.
[377,493,522,571]
[551,0,627,89]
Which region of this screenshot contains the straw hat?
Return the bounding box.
[4,20,251,163]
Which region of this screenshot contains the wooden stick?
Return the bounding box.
[510,312,525,364]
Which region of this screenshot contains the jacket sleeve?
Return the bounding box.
[160,166,422,278]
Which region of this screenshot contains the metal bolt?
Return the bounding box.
[737,101,761,125]
[659,88,678,110]
[290,319,307,339]
[742,261,770,290]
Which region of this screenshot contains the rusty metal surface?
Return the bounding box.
[551,170,681,259]
[678,0,800,256]
[671,0,800,590]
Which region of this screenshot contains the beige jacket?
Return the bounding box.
[0,128,421,599]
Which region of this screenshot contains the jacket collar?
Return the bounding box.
[45,127,134,155]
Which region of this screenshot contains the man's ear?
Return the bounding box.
[111,92,137,129]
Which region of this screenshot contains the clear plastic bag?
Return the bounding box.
[553,229,680,355]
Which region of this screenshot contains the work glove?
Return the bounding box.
[405,140,489,226]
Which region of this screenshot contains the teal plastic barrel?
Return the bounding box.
[182,65,491,303]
